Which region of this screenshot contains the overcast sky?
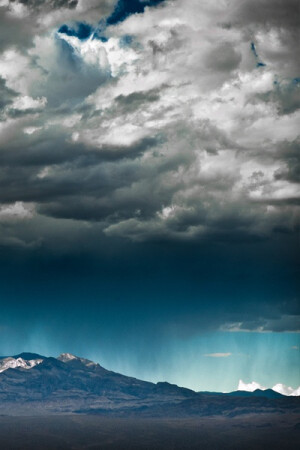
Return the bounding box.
[0,0,299,391]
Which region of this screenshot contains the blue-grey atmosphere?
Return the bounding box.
[0,0,299,394]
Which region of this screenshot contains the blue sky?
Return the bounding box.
[0,238,299,391]
[0,0,299,392]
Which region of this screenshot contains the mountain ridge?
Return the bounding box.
[0,352,299,418]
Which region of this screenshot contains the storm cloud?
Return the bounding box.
[0,0,299,336]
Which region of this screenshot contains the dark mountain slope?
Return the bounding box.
[228,389,284,399]
[0,353,298,417]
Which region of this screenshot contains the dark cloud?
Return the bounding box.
[233,0,300,29]
[224,315,300,333]
[0,0,298,332]
[231,0,300,76]
[255,79,300,115]
[274,138,300,183]
[0,0,116,52]
[205,43,242,72]
[18,0,78,10]
[0,77,17,111]
[115,89,161,111]
[0,1,78,52]
[0,7,34,52]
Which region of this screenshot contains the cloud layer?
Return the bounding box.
[0,0,299,249]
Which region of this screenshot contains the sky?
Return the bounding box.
[0,0,299,393]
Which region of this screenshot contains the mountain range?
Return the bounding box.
[0,353,299,417]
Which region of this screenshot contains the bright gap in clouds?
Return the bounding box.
[58,0,166,41]
[106,0,166,25]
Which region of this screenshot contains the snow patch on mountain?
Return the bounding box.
[58,353,77,362]
[238,379,300,396]
[57,353,98,367]
[0,353,99,374]
[0,357,43,373]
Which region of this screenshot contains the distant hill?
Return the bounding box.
[228,389,284,399]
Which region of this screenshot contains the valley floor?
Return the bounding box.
[0,413,299,449]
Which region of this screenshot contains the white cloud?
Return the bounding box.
[12,95,47,111]
[204,353,232,358]
[0,202,35,220]
[238,379,300,396]
[238,379,266,391]
[272,383,300,396]
[24,126,42,135]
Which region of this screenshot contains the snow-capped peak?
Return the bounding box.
[57,353,98,367]
[237,379,300,396]
[58,353,77,362]
[0,357,43,373]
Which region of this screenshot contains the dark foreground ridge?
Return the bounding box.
[0,415,299,450]
[0,352,299,418]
